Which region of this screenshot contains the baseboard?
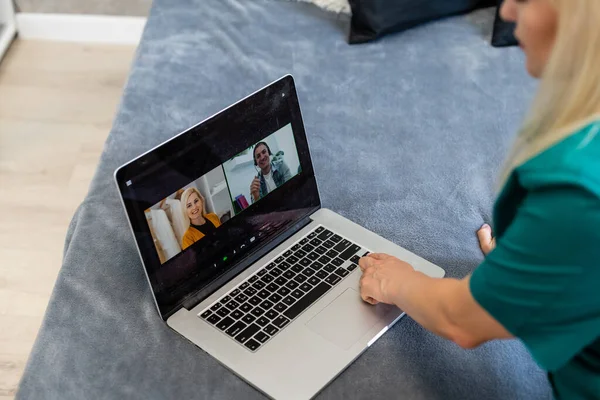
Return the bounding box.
[0,21,17,60]
[15,13,147,45]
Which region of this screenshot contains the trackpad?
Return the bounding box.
[306,288,394,350]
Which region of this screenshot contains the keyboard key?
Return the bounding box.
[302,244,315,252]
[225,300,240,310]
[254,331,270,343]
[244,287,257,297]
[200,310,212,319]
[269,293,283,303]
[292,244,301,251]
[347,263,358,271]
[314,246,327,255]
[335,268,350,278]
[301,267,316,277]
[308,276,321,286]
[309,238,321,247]
[251,307,265,317]
[339,244,362,260]
[295,249,307,258]
[252,280,266,290]
[307,252,320,261]
[324,240,336,248]
[323,264,336,273]
[299,282,313,292]
[261,274,274,284]
[230,289,240,297]
[308,231,318,239]
[266,283,279,293]
[216,316,235,331]
[249,275,259,283]
[256,316,270,327]
[236,293,248,303]
[264,324,279,336]
[244,339,260,351]
[284,250,293,257]
[231,309,244,320]
[325,274,341,286]
[258,269,268,277]
[221,295,231,304]
[363,251,371,257]
[284,282,332,320]
[257,289,270,299]
[242,314,256,324]
[274,276,287,286]
[274,303,287,313]
[248,296,261,306]
[239,303,252,313]
[265,309,278,320]
[287,255,299,264]
[266,262,277,270]
[277,286,291,296]
[207,314,221,324]
[240,282,250,290]
[226,321,247,337]
[326,250,338,259]
[210,303,222,312]
[331,234,342,243]
[294,274,307,283]
[279,261,291,271]
[334,239,352,253]
[285,280,299,290]
[317,229,333,241]
[299,238,309,245]
[291,289,304,299]
[235,323,260,343]
[216,307,229,318]
[331,258,344,267]
[291,264,304,273]
[283,270,296,279]
[350,255,361,264]
[259,300,274,310]
[273,315,290,329]
[299,258,312,267]
[271,267,283,277]
[315,226,325,233]
[319,255,332,265]
[282,296,295,306]
[316,269,328,279]
[311,261,324,270]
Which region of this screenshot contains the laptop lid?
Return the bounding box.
[115,76,320,319]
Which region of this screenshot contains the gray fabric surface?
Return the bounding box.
[18,0,553,398]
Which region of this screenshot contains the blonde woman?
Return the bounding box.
[358,0,600,398]
[180,187,221,250]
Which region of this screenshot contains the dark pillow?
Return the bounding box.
[348,0,497,44]
[491,0,518,47]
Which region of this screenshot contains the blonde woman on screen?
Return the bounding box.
[180,187,221,250]
[358,1,600,398]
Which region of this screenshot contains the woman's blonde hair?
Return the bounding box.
[180,187,207,219]
[499,0,600,185]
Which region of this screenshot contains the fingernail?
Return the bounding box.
[481,223,490,229]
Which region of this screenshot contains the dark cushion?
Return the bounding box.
[348,0,496,44]
[491,0,518,47]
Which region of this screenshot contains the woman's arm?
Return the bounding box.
[359,254,513,348]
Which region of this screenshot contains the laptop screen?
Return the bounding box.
[115,76,320,318]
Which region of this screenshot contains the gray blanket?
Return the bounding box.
[18,0,553,398]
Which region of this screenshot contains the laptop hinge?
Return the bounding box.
[179,212,317,313]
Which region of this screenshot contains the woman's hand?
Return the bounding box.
[358,253,415,305]
[477,224,496,256]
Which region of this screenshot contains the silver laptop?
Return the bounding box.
[115,75,445,399]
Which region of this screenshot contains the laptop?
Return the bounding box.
[114,75,445,399]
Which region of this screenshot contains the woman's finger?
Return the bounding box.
[367,253,392,261]
[359,256,374,271]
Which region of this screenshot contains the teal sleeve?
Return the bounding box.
[470,184,600,371]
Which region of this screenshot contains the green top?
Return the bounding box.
[470,120,600,399]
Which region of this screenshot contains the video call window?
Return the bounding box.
[223,123,301,214]
[144,123,302,265]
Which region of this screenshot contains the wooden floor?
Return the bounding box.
[0,39,137,398]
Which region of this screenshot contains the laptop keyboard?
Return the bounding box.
[198,225,369,352]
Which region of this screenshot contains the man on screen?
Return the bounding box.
[250,141,292,202]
